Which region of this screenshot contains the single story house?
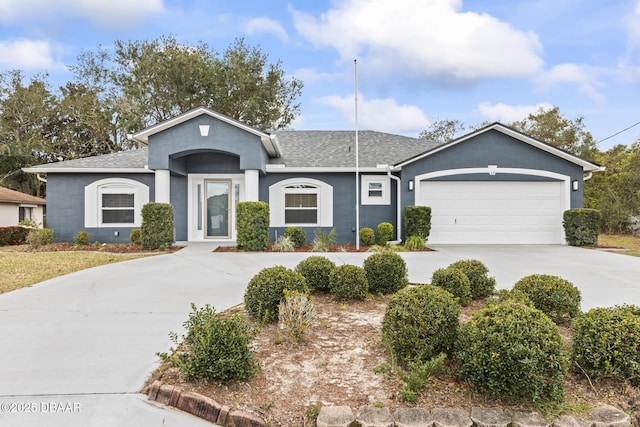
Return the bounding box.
[24,106,602,245]
[0,186,46,227]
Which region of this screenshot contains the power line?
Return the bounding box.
[596,120,640,145]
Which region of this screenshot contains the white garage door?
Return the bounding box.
[418,181,565,244]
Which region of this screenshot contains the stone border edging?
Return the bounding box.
[147,380,266,426]
[147,381,632,427]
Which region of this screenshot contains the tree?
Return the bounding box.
[0,70,56,195]
[419,119,466,143]
[72,36,303,136]
[509,106,599,161]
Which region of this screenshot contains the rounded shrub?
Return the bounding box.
[572,305,640,386]
[363,252,408,294]
[360,227,375,246]
[431,267,472,306]
[447,259,495,299]
[329,264,368,300]
[74,230,90,245]
[130,228,142,245]
[377,222,394,245]
[284,226,306,248]
[244,266,308,322]
[295,256,336,292]
[513,274,581,324]
[455,301,569,404]
[382,285,460,365]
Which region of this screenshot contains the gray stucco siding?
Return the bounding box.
[170,175,188,241]
[400,130,586,216]
[147,115,268,172]
[46,173,155,244]
[259,173,397,244]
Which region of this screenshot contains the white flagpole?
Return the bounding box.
[354,59,360,250]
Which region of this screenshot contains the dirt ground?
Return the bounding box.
[147,294,640,427]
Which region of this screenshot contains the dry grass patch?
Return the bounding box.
[597,234,640,257]
[0,250,151,294]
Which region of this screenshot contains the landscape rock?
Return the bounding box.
[511,410,550,427]
[470,407,511,427]
[357,405,394,427]
[317,406,356,427]
[432,408,473,427]
[553,414,592,427]
[394,407,434,427]
[590,404,632,427]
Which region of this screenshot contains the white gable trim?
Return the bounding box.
[396,123,602,172]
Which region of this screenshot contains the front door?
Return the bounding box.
[205,180,231,238]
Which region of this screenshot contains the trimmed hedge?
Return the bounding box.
[447,259,496,299]
[455,301,569,404]
[244,266,308,322]
[572,305,640,386]
[403,206,431,240]
[563,208,601,246]
[236,201,269,251]
[377,222,394,245]
[0,226,30,246]
[513,274,581,325]
[141,203,174,250]
[382,285,459,365]
[431,267,472,306]
[295,256,336,292]
[329,264,368,300]
[363,252,408,294]
[360,227,375,246]
[284,226,306,248]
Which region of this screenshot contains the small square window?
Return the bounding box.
[368,182,383,198]
[361,176,390,205]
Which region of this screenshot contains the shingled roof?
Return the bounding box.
[0,187,46,205]
[271,130,440,168]
[24,148,150,172]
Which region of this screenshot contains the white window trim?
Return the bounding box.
[269,178,333,227]
[85,178,149,227]
[361,175,390,205]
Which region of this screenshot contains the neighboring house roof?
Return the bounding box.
[129,106,281,157]
[269,130,441,170]
[0,187,46,205]
[23,148,151,174]
[395,122,603,172]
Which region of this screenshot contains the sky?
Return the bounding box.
[1,0,640,150]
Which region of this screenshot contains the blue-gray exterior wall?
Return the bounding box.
[399,130,584,235]
[45,173,155,243]
[259,173,397,244]
[147,115,268,172]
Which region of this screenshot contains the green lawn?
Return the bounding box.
[0,250,151,295]
[597,234,640,257]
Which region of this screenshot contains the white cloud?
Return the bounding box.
[0,0,164,26]
[535,63,605,103]
[625,0,640,48]
[0,40,56,69]
[477,102,553,123]
[318,93,430,133]
[292,68,342,85]
[291,0,543,82]
[243,17,289,43]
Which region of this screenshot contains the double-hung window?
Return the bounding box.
[284,185,318,224]
[101,193,135,224]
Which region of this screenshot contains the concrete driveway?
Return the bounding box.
[0,244,638,426]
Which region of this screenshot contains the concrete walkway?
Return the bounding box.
[0,244,638,426]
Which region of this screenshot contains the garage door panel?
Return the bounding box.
[419,181,565,244]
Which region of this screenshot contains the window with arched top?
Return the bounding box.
[269,178,333,227]
[84,178,149,227]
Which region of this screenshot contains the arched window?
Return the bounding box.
[84,178,149,227]
[269,178,333,227]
